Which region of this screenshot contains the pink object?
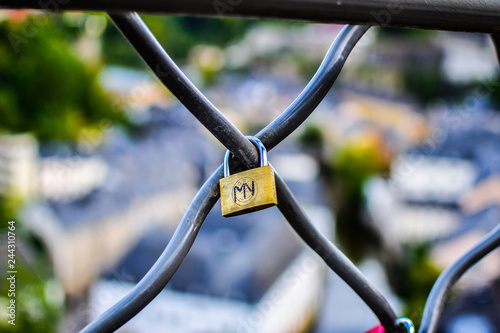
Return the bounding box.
[365,324,385,333]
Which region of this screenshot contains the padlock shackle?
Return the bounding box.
[224,136,268,177]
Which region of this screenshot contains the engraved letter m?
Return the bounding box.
[233,181,255,202]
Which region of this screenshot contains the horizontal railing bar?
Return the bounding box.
[2,0,500,33]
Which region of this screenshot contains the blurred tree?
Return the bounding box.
[0,231,62,333]
[334,135,390,196]
[0,14,126,142]
[328,132,391,261]
[298,123,324,149]
[402,68,446,106]
[299,126,393,262]
[0,13,126,332]
[298,124,327,168]
[374,27,447,106]
[385,244,441,328]
[378,27,435,40]
[0,196,63,333]
[473,77,500,109]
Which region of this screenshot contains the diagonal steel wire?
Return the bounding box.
[108,13,259,168]
[418,36,500,333]
[418,222,500,333]
[0,5,496,333]
[80,165,224,333]
[0,3,496,333]
[491,34,500,69]
[81,167,400,333]
[274,172,400,332]
[81,16,401,333]
[256,24,370,151]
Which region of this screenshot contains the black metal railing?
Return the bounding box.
[4,0,500,33]
[1,2,500,333]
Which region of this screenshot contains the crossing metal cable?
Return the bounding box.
[81,14,402,333]
[108,13,259,168]
[2,5,497,333]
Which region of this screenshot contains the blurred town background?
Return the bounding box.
[1,10,500,333]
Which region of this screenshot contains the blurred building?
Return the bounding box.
[91,203,332,333]
[99,66,172,115]
[0,133,38,199]
[84,131,333,333]
[365,108,500,294]
[339,31,443,97]
[437,279,500,333]
[366,156,476,245]
[38,156,108,202]
[324,94,428,151]
[17,100,335,333]
[21,106,217,295]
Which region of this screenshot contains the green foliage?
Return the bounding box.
[298,124,324,149]
[322,136,390,261]
[0,245,62,332]
[334,137,389,196]
[0,195,21,224]
[0,16,125,141]
[0,198,63,332]
[472,77,500,109]
[402,68,445,106]
[378,27,435,41]
[386,244,441,327]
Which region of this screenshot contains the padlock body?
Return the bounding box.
[220,165,277,217]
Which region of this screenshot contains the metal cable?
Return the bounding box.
[81,167,400,333]
[1,3,498,333]
[491,34,500,68]
[6,0,500,33]
[108,13,259,168]
[418,222,500,333]
[417,34,500,333]
[257,25,369,151]
[274,172,400,333]
[81,18,399,332]
[80,165,224,333]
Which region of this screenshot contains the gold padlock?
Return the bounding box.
[220,137,278,217]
